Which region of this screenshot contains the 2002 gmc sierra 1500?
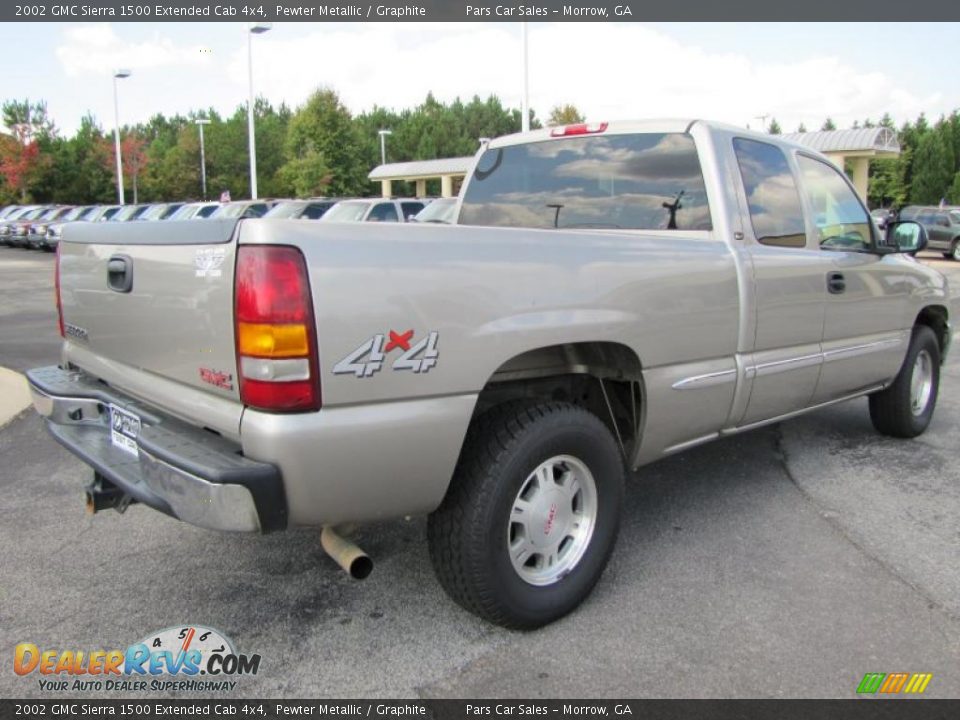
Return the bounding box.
[29,119,955,628]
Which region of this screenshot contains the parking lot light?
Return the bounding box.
[378,129,392,166]
[112,69,132,205]
[247,22,272,200]
[196,117,211,200]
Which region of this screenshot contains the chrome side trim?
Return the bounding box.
[744,353,822,379]
[671,369,737,390]
[822,337,904,363]
[663,432,720,455]
[720,384,885,436]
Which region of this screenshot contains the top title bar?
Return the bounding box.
[5,0,960,22]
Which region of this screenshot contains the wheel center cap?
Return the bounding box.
[543,503,559,536]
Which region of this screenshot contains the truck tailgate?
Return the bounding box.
[59,219,241,404]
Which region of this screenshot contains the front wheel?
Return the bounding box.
[952,239,960,262]
[428,401,624,629]
[869,326,940,438]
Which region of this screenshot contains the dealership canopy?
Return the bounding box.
[369,156,474,198]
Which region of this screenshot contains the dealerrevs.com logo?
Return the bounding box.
[14,625,261,693]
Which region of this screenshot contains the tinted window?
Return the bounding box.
[367,203,399,222]
[196,204,218,218]
[934,213,950,227]
[459,133,711,230]
[951,211,960,225]
[242,203,268,218]
[401,202,425,219]
[796,154,872,252]
[733,138,806,248]
[302,203,333,219]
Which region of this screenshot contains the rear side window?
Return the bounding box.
[367,203,399,222]
[459,132,712,230]
[733,138,807,248]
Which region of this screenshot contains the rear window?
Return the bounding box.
[400,202,425,219]
[459,132,712,230]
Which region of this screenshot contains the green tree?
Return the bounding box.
[821,117,837,131]
[910,127,953,203]
[276,147,331,197]
[284,88,367,196]
[548,104,585,126]
[797,123,808,133]
[767,118,781,135]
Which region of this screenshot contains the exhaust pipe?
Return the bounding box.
[321,526,373,580]
[85,474,134,514]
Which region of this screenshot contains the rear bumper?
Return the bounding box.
[27,365,286,533]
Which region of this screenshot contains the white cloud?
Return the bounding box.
[50,22,950,136]
[55,23,213,77]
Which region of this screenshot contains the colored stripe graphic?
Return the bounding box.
[857,672,932,695]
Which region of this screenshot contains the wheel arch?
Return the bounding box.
[463,341,645,465]
[915,305,950,363]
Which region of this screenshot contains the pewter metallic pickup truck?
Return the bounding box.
[29,120,955,628]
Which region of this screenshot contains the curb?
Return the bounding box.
[0,366,32,428]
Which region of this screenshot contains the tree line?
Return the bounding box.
[0,89,552,205]
[2,90,957,209]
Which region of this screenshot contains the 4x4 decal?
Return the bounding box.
[333,330,439,378]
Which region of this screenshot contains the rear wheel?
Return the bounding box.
[869,326,940,438]
[428,401,624,629]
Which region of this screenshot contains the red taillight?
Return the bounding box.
[550,122,609,137]
[55,242,64,338]
[235,245,320,412]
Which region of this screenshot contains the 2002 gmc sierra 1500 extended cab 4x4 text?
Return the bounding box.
[29,120,955,628]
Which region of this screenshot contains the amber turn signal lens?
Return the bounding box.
[237,322,309,358]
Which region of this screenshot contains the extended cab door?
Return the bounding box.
[730,137,832,426]
[793,154,913,403]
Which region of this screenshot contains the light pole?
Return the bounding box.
[196,117,210,200]
[378,129,392,165]
[247,22,272,199]
[521,22,529,132]
[112,68,131,205]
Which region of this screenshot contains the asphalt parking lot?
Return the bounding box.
[0,245,958,699]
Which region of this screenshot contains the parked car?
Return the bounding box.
[29,119,954,629]
[105,204,150,222]
[0,205,44,244]
[320,198,429,223]
[410,197,458,224]
[0,204,24,220]
[208,200,277,219]
[28,206,90,250]
[263,199,339,220]
[10,206,64,248]
[44,205,121,251]
[167,202,221,220]
[136,202,185,221]
[898,205,960,260]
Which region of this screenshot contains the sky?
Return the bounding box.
[0,21,958,137]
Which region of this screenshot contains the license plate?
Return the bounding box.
[109,405,141,458]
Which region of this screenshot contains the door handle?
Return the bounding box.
[107,254,133,293]
[827,271,846,295]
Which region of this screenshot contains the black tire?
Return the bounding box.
[869,326,940,438]
[428,401,624,629]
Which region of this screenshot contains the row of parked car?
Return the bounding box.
[0,196,460,252]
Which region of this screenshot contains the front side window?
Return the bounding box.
[733,138,807,248]
[796,155,872,252]
[459,132,712,230]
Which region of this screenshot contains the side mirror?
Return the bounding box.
[884,221,927,254]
